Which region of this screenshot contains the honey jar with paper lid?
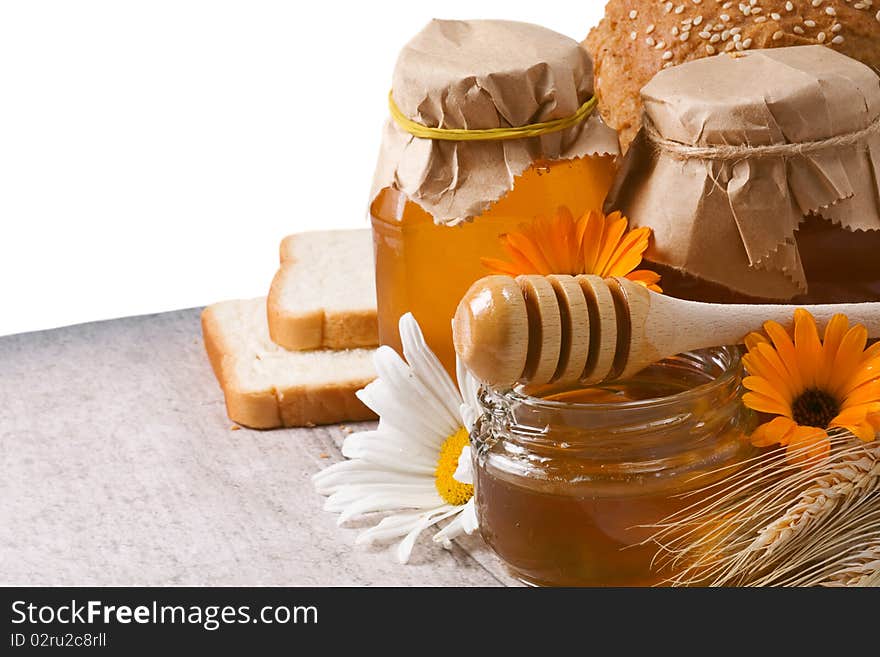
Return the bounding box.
[370,19,618,373]
[607,46,880,305]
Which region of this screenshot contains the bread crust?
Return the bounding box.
[586,0,880,151]
[201,303,376,430]
[267,234,379,351]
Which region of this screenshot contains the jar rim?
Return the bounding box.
[500,346,742,412]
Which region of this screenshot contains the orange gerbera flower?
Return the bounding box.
[743,309,880,466]
[481,207,662,292]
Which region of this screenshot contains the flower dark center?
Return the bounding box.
[791,388,840,428]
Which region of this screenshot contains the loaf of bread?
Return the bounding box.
[586,0,880,150]
[267,229,378,351]
[202,298,377,429]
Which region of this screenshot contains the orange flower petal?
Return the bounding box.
[842,379,880,408]
[793,309,822,389]
[581,210,605,273]
[743,376,792,406]
[604,227,651,277]
[742,391,793,417]
[830,405,871,427]
[481,257,521,276]
[861,342,880,364]
[594,215,629,276]
[785,426,830,467]
[821,313,850,383]
[763,320,803,392]
[504,232,553,275]
[625,269,663,295]
[838,356,880,399]
[828,324,869,398]
[744,332,770,352]
[743,344,798,401]
[848,420,877,443]
[868,409,880,431]
[750,416,797,447]
[498,239,544,275]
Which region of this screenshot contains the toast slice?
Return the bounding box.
[202,297,377,429]
[267,229,378,350]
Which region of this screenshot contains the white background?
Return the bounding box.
[0,1,605,336]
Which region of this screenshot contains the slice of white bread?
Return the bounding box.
[202,297,377,429]
[267,229,378,351]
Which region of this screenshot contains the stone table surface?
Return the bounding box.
[0,309,517,586]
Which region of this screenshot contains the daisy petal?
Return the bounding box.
[460,498,479,534]
[312,459,429,494]
[325,483,438,513]
[337,491,444,525]
[399,313,463,423]
[456,357,482,433]
[341,430,437,472]
[453,446,474,485]
[396,506,460,563]
[432,498,479,547]
[367,341,460,438]
[354,511,426,545]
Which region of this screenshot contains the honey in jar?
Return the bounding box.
[369,19,619,373]
[371,156,615,372]
[471,347,755,587]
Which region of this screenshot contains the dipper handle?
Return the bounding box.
[452,274,880,388]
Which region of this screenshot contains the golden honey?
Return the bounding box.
[471,347,755,587]
[371,155,616,374]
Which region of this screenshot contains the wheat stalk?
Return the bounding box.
[644,431,880,586]
[816,535,880,587]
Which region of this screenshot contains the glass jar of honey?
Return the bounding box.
[470,346,756,587]
[371,156,615,373]
[370,19,618,373]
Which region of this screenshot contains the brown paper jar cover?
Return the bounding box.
[370,19,619,226]
[607,46,880,302]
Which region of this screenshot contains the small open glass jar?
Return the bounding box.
[470,346,755,587]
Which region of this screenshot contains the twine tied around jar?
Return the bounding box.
[644,113,880,161]
[388,91,598,142]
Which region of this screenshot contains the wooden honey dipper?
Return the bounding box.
[453,274,880,388]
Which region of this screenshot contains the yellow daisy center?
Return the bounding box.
[791,388,840,429]
[435,427,474,506]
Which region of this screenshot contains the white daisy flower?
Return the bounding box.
[312,313,480,564]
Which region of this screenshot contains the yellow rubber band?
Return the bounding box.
[388,91,597,142]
